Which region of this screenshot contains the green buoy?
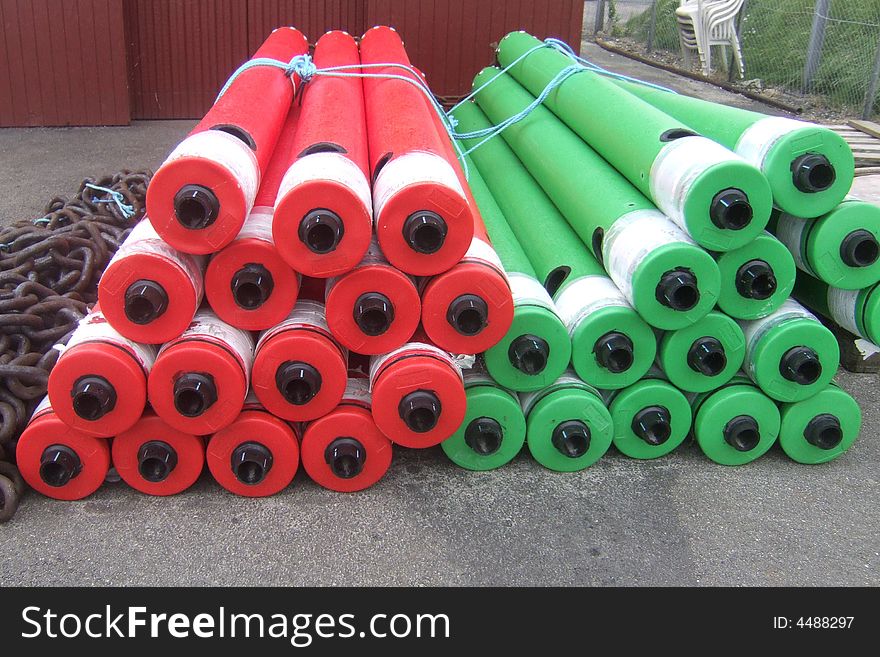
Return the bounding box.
[689,375,781,465]
[442,363,527,470]
[713,231,795,320]
[769,199,880,290]
[778,383,861,464]
[658,310,745,392]
[520,370,613,471]
[737,298,839,402]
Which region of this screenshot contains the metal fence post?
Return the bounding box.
[595,0,607,34]
[803,0,830,92]
[863,34,880,120]
[647,0,659,53]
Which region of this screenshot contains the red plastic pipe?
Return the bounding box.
[16,397,111,501]
[325,237,421,355]
[48,308,155,437]
[274,31,373,278]
[148,308,254,435]
[205,105,301,330]
[359,25,474,275]
[98,218,206,344]
[252,299,348,421]
[147,27,309,254]
[206,393,300,497]
[369,333,466,448]
[301,377,393,492]
[112,410,204,496]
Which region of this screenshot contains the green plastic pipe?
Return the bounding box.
[453,101,655,388]
[462,159,571,391]
[442,361,527,470]
[600,367,692,459]
[613,78,854,218]
[713,231,795,320]
[658,310,745,392]
[768,198,880,290]
[793,271,880,345]
[688,374,781,465]
[471,67,720,330]
[778,383,861,464]
[496,31,773,251]
[519,370,613,471]
[737,298,839,402]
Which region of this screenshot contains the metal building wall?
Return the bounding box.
[0,0,130,127]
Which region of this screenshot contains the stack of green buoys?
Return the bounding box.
[437,30,866,471]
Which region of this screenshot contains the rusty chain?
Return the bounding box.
[0,170,151,523]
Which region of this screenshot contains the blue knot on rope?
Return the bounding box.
[84,183,135,219]
[287,54,317,83]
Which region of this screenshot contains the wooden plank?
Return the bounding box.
[849,119,880,139]
[855,167,880,176]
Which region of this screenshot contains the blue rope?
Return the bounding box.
[84,183,135,219]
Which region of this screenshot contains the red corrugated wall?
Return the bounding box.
[0,0,130,127]
[0,0,583,125]
[124,0,250,120]
[364,0,584,101]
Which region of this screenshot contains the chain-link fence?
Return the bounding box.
[587,0,880,119]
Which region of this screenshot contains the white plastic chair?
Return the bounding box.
[676,0,746,78]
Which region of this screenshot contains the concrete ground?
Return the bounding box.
[1,45,879,587]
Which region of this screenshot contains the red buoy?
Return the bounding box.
[207,393,300,497]
[146,28,310,254]
[252,299,348,421]
[205,105,302,330]
[301,378,393,492]
[148,308,254,434]
[112,410,204,496]
[98,218,206,344]
[274,31,373,278]
[16,397,111,501]
[360,26,474,275]
[48,309,155,437]
[369,336,467,448]
[325,237,421,354]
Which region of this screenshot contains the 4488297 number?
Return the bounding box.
[797,617,854,629]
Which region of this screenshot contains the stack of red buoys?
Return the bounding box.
[18,26,512,502]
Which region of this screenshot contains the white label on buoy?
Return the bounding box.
[277,152,373,217]
[341,377,372,408]
[735,116,806,171]
[167,308,256,386]
[63,311,158,374]
[774,213,812,274]
[236,206,275,244]
[737,298,818,370]
[255,299,347,360]
[651,136,744,232]
[31,394,54,421]
[553,274,629,336]
[460,237,508,282]
[372,151,466,222]
[827,287,862,336]
[368,341,464,390]
[518,369,599,416]
[602,209,695,302]
[163,129,259,210]
[507,273,555,312]
[109,218,208,302]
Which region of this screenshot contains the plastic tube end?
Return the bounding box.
[124,280,169,324]
[791,153,836,193]
[232,442,274,484]
[804,413,843,450]
[735,259,777,300]
[72,375,117,421]
[398,390,441,433]
[551,420,591,459]
[723,415,760,452]
[840,230,880,268]
[447,294,489,336]
[656,270,700,310]
[173,372,218,417]
[508,334,550,375]
[354,292,395,336]
[687,337,728,376]
[403,211,447,254]
[324,437,366,478]
[275,362,322,405]
[710,188,753,230]
[137,440,178,482]
[593,331,635,373]
[39,445,82,487]
[299,209,344,254]
[631,406,672,446]
[779,347,822,385]
[464,417,503,455]
[174,184,219,230]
